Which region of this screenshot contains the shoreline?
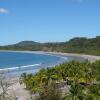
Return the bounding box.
[44,52,100,62]
[0,50,100,100]
[0,50,100,62]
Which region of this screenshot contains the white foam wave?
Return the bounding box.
[0,67,19,71]
[20,64,40,68]
[0,64,40,71]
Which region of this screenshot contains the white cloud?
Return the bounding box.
[0,8,8,14]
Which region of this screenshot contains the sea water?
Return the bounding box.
[0,51,84,77]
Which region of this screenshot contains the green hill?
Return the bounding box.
[0,36,100,55]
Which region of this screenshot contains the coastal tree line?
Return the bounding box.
[0,36,100,55]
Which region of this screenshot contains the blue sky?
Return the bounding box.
[0,0,100,45]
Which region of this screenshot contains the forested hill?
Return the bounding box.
[0,36,100,55]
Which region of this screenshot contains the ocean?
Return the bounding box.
[0,51,84,77]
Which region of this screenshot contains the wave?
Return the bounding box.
[0,63,41,71]
[20,64,40,68]
[0,67,19,71]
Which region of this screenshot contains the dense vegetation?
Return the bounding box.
[0,36,100,55]
[20,60,100,100]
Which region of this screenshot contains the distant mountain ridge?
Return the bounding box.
[15,41,41,46]
[0,36,100,55]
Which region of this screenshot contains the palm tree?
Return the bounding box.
[34,81,62,100]
[63,83,84,100]
[82,61,95,84]
[84,94,95,100]
[86,84,100,99]
[66,61,83,84]
[56,64,68,81]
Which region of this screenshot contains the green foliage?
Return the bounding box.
[0,36,100,55]
[35,81,62,100]
[88,84,100,96]
[63,83,85,100]
[20,60,100,100]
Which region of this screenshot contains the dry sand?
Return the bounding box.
[7,77,32,100]
[29,51,100,62]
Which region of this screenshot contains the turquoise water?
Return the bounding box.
[0,51,68,73]
[0,51,63,68]
[0,51,85,76]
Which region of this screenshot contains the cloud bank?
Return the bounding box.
[0,8,8,14]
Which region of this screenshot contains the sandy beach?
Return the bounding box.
[1,77,32,100]
[18,51,100,62]
[8,81,31,100]
[44,52,100,62]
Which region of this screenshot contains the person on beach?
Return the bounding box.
[16,96,19,100]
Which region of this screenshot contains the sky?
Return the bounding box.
[0,0,100,45]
